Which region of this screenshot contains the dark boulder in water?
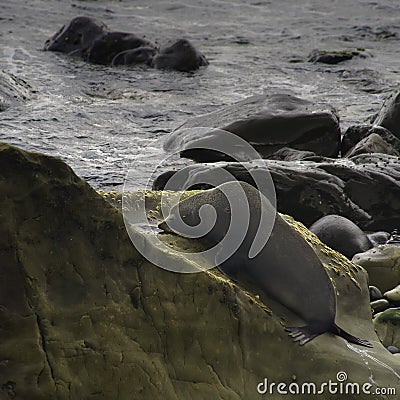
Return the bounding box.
[151,39,208,72]
[44,16,107,56]
[308,49,365,64]
[84,32,155,65]
[164,93,341,161]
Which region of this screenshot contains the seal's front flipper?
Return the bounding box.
[334,324,373,348]
[285,326,319,346]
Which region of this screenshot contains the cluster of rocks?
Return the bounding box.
[44,16,208,72]
[155,90,400,233]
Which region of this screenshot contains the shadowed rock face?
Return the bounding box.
[44,16,107,56]
[153,153,400,231]
[84,32,155,65]
[164,94,341,161]
[151,39,208,72]
[1,142,399,399]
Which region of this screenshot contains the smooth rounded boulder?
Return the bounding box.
[309,215,372,259]
[44,16,107,56]
[151,39,208,72]
[164,93,341,161]
[84,32,155,65]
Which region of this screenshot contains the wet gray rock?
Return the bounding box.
[0,70,32,111]
[367,231,391,247]
[44,16,107,56]
[267,147,319,161]
[309,215,372,259]
[164,93,341,161]
[341,125,400,156]
[374,90,400,138]
[151,39,208,72]
[308,49,364,64]
[345,133,399,157]
[153,154,400,231]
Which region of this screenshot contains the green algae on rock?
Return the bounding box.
[1,142,400,399]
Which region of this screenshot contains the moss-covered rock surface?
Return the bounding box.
[1,142,400,399]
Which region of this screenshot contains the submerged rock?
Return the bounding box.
[153,153,400,231]
[1,142,399,398]
[151,39,208,72]
[308,49,364,64]
[164,93,341,161]
[44,16,107,56]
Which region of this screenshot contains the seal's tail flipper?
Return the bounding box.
[285,326,319,346]
[334,324,373,348]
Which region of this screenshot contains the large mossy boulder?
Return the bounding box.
[1,142,399,399]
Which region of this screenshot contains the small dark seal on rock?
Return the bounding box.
[151,39,208,72]
[159,182,372,347]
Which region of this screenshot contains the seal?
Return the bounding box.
[159,181,372,347]
[309,215,372,259]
